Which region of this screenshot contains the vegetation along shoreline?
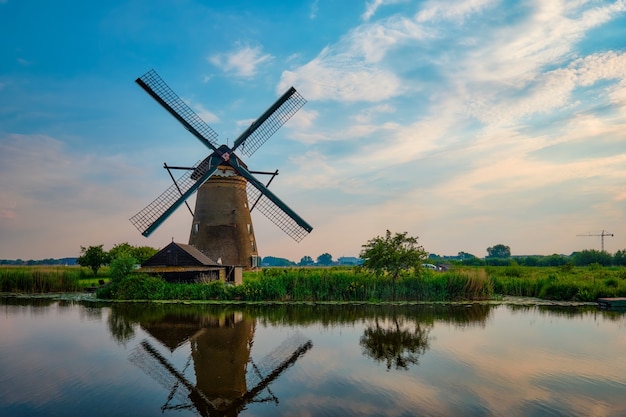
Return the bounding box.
[2,231,626,304]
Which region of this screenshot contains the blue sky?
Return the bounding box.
[2,0,626,261]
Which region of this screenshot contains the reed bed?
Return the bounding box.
[97,267,496,301]
[0,266,84,293]
[488,265,626,301]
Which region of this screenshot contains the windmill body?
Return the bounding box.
[130,70,312,269]
[189,165,258,267]
[130,310,313,416]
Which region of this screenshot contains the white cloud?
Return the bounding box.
[208,44,273,77]
[416,0,497,23]
[270,0,626,258]
[280,59,401,102]
[185,100,219,124]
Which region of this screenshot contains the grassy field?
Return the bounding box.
[0,265,109,293]
[2,264,625,302]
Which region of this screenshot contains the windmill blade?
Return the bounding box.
[229,158,312,242]
[130,340,217,413]
[136,69,219,152]
[130,155,221,237]
[232,87,306,157]
[244,333,312,405]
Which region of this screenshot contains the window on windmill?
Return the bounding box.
[193,223,199,234]
[247,224,252,234]
[251,241,256,252]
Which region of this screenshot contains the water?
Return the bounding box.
[1,297,625,416]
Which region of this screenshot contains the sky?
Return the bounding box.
[1,0,626,261]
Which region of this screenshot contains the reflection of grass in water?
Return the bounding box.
[0,265,84,292]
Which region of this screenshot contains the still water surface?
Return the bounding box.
[1,297,625,417]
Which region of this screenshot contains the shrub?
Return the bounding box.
[109,254,138,283]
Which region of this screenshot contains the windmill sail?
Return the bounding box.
[232,87,306,157]
[229,158,312,242]
[130,155,221,236]
[132,69,312,255]
[136,69,219,151]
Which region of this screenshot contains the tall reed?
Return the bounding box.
[97,267,495,301]
[0,266,82,293]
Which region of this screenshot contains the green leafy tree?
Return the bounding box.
[613,249,626,266]
[132,246,158,264]
[108,243,157,265]
[486,244,511,258]
[316,253,333,266]
[299,255,314,266]
[360,230,427,280]
[108,242,134,260]
[573,249,612,266]
[77,245,110,276]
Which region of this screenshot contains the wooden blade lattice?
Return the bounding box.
[137,69,219,150]
[244,183,311,242]
[129,158,215,236]
[237,89,306,157]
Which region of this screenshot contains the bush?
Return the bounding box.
[109,254,137,283]
[97,274,165,300]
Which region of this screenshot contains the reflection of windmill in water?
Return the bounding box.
[129,313,312,416]
[130,70,312,268]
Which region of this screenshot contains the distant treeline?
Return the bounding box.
[430,249,626,267]
[0,258,78,266]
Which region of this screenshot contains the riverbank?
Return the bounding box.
[2,265,625,303]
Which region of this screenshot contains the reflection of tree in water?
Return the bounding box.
[360,315,432,371]
[107,309,136,345]
[107,304,312,417]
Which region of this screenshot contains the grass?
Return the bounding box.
[0,265,110,293]
[96,267,495,302]
[488,264,626,301]
[4,264,626,302]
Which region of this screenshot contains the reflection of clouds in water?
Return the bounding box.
[3,302,626,416]
[258,305,626,417]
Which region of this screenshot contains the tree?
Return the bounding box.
[262,256,295,267]
[613,250,626,266]
[573,249,612,266]
[108,242,134,260]
[360,230,427,280]
[132,246,158,264]
[77,245,110,276]
[486,244,511,258]
[299,255,314,266]
[316,253,333,266]
[109,243,158,265]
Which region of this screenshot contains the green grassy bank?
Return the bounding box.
[95,267,493,301]
[3,265,626,302]
[0,265,108,293]
[97,265,626,302]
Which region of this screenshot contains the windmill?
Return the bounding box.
[129,313,312,417]
[130,69,312,268]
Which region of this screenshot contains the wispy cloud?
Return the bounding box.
[310,0,319,19]
[208,44,273,78]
